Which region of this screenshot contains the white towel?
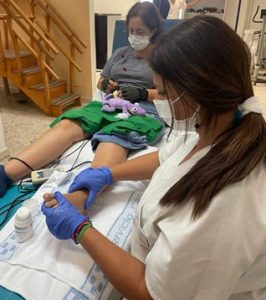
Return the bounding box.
[0,168,146,300]
[0,130,177,299]
[0,140,153,300]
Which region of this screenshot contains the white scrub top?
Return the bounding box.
[167,0,187,19]
[130,132,266,300]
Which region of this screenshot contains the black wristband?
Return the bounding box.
[138,88,148,101]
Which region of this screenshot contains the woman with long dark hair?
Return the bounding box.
[42,16,266,299]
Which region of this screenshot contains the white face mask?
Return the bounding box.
[153,99,200,132]
[128,34,150,51]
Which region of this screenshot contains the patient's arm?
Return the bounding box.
[44,141,129,214]
[44,143,159,214]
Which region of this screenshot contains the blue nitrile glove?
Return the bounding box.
[41,191,88,240]
[68,167,113,209]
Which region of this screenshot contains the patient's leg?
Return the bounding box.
[43,142,128,214]
[0,119,88,197]
[5,119,88,182]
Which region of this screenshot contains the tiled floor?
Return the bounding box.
[0,85,265,164]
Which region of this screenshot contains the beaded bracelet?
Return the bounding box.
[73,220,93,244]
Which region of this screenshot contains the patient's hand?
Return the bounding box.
[42,192,88,240]
[43,191,88,215]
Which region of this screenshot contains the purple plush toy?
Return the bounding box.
[101,93,146,119]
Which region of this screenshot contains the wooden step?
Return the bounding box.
[5,49,36,69]
[4,49,32,59]
[30,79,65,90]
[13,65,41,75]
[51,93,80,106]
[30,79,67,100]
[21,65,41,75]
[13,65,43,86]
[51,93,81,116]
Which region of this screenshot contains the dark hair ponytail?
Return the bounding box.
[149,16,266,218]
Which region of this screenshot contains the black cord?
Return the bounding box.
[0,190,34,227]
[68,140,90,171]
[0,177,38,228]
[8,157,34,171]
[0,198,27,217]
[1,139,92,228]
[66,160,92,172]
[51,139,90,168]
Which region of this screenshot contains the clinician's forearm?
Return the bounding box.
[111,151,160,181]
[80,228,152,300]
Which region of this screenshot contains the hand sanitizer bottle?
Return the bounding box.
[14,207,33,243]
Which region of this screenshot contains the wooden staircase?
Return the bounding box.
[0,0,87,116]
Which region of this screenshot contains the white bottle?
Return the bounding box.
[14,207,33,243]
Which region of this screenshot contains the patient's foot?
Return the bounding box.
[0,165,12,197]
[43,191,88,215]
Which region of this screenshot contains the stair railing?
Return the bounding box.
[0,0,87,111]
[30,0,87,93]
[0,7,60,112]
[0,16,7,72]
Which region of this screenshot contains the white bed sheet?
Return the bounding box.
[0,127,187,300]
[0,138,161,300]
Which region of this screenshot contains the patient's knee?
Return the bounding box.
[54,119,85,141]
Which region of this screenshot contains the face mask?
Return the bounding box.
[153,92,184,126]
[128,34,150,51]
[153,99,200,132]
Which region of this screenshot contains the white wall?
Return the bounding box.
[94,0,138,17]
[246,0,266,30]
[223,0,252,36]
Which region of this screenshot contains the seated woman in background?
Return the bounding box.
[0,1,164,198]
[42,16,266,299]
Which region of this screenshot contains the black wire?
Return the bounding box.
[0,177,38,228]
[0,180,36,211]
[68,140,90,171]
[0,139,92,228]
[0,190,34,227]
[51,139,90,168]
[66,160,92,172]
[0,198,27,216]
[0,157,91,226]
[8,157,34,171]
